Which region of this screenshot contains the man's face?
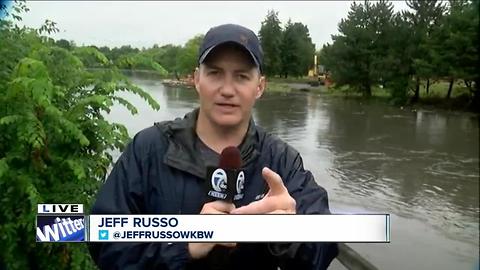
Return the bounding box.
[194,44,265,128]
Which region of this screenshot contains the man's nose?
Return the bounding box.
[219,75,235,97]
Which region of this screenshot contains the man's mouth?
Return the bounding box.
[216,103,238,107]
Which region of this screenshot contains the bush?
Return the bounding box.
[0,2,159,269]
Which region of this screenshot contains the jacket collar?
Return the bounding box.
[159,108,260,179]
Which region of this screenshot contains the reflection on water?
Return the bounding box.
[106,77,479,270]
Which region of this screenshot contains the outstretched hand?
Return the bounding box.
[231,167,296,214]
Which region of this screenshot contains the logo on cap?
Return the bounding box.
[239,34,248,46]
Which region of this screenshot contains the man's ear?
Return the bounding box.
[194,67,200,94]
[256,75,266,99]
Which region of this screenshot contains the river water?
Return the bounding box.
[106,75,479,270]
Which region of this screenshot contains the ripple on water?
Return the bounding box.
[383,114,409,119]
[329,146,479,245]
[425,160,479,180]
[367,135,391,141]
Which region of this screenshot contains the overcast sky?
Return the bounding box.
[17,1,410,50]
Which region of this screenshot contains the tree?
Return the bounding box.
[0,2,159,269]
[115,53,168,76]
[108,45,140,63]
[153,44,182,75]
[280,20,315,78]
[74,46,109,68]
[321,1,395,97]
[369,0,395,87]
[97,46,111,59]
[259,10,283,76]
[383,11,415,103]
[404,0,446,101]
[428,0,478,103]
[55,39,72,50]
[176,34,204,76]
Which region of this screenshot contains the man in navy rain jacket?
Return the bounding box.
[89,23,338,270]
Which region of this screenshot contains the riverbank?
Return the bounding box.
[161,79,194,88]
[266,78,478,113]
[151,74,477,113]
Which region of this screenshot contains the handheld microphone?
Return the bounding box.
[205,146,245,203]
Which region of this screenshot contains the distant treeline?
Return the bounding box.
[56,0,478,109]
[55,35,203,78]
[57,11,318,80]
[319,0,478,108]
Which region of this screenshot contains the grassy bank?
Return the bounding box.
[268,76,314,84]
[265,81,295,93]
[265,77,477,112]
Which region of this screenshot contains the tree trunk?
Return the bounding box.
[471,89,480,112]
[426,78,430,95]
[464,79,472,90]
[363,83,372,98]
[412,77,420,102]
[446,78,454,99]
[470,79,480,112]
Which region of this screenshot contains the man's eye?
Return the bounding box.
[208,71,219,75]
[237,74,249,80]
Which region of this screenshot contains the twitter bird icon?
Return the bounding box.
[99,230,109,240]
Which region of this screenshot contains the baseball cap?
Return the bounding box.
[198,24,264,73]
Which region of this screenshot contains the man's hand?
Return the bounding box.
[198,200,236,214]
[188,200,236,259]
[231,167,296,214]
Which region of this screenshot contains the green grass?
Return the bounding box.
[417,80,471,99]
[266,76,326,93]
[321,80,471,99]
[268,76,313,84]
[265,81,293,93]
[263,78,476,112]
[266,76,471,97]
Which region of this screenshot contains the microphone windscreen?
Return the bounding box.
[218,146,242,169]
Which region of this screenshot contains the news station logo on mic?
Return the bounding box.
[36,204,86,242]
[235,171,245,200]
[206,146,245,202]
[212,168,228,193]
